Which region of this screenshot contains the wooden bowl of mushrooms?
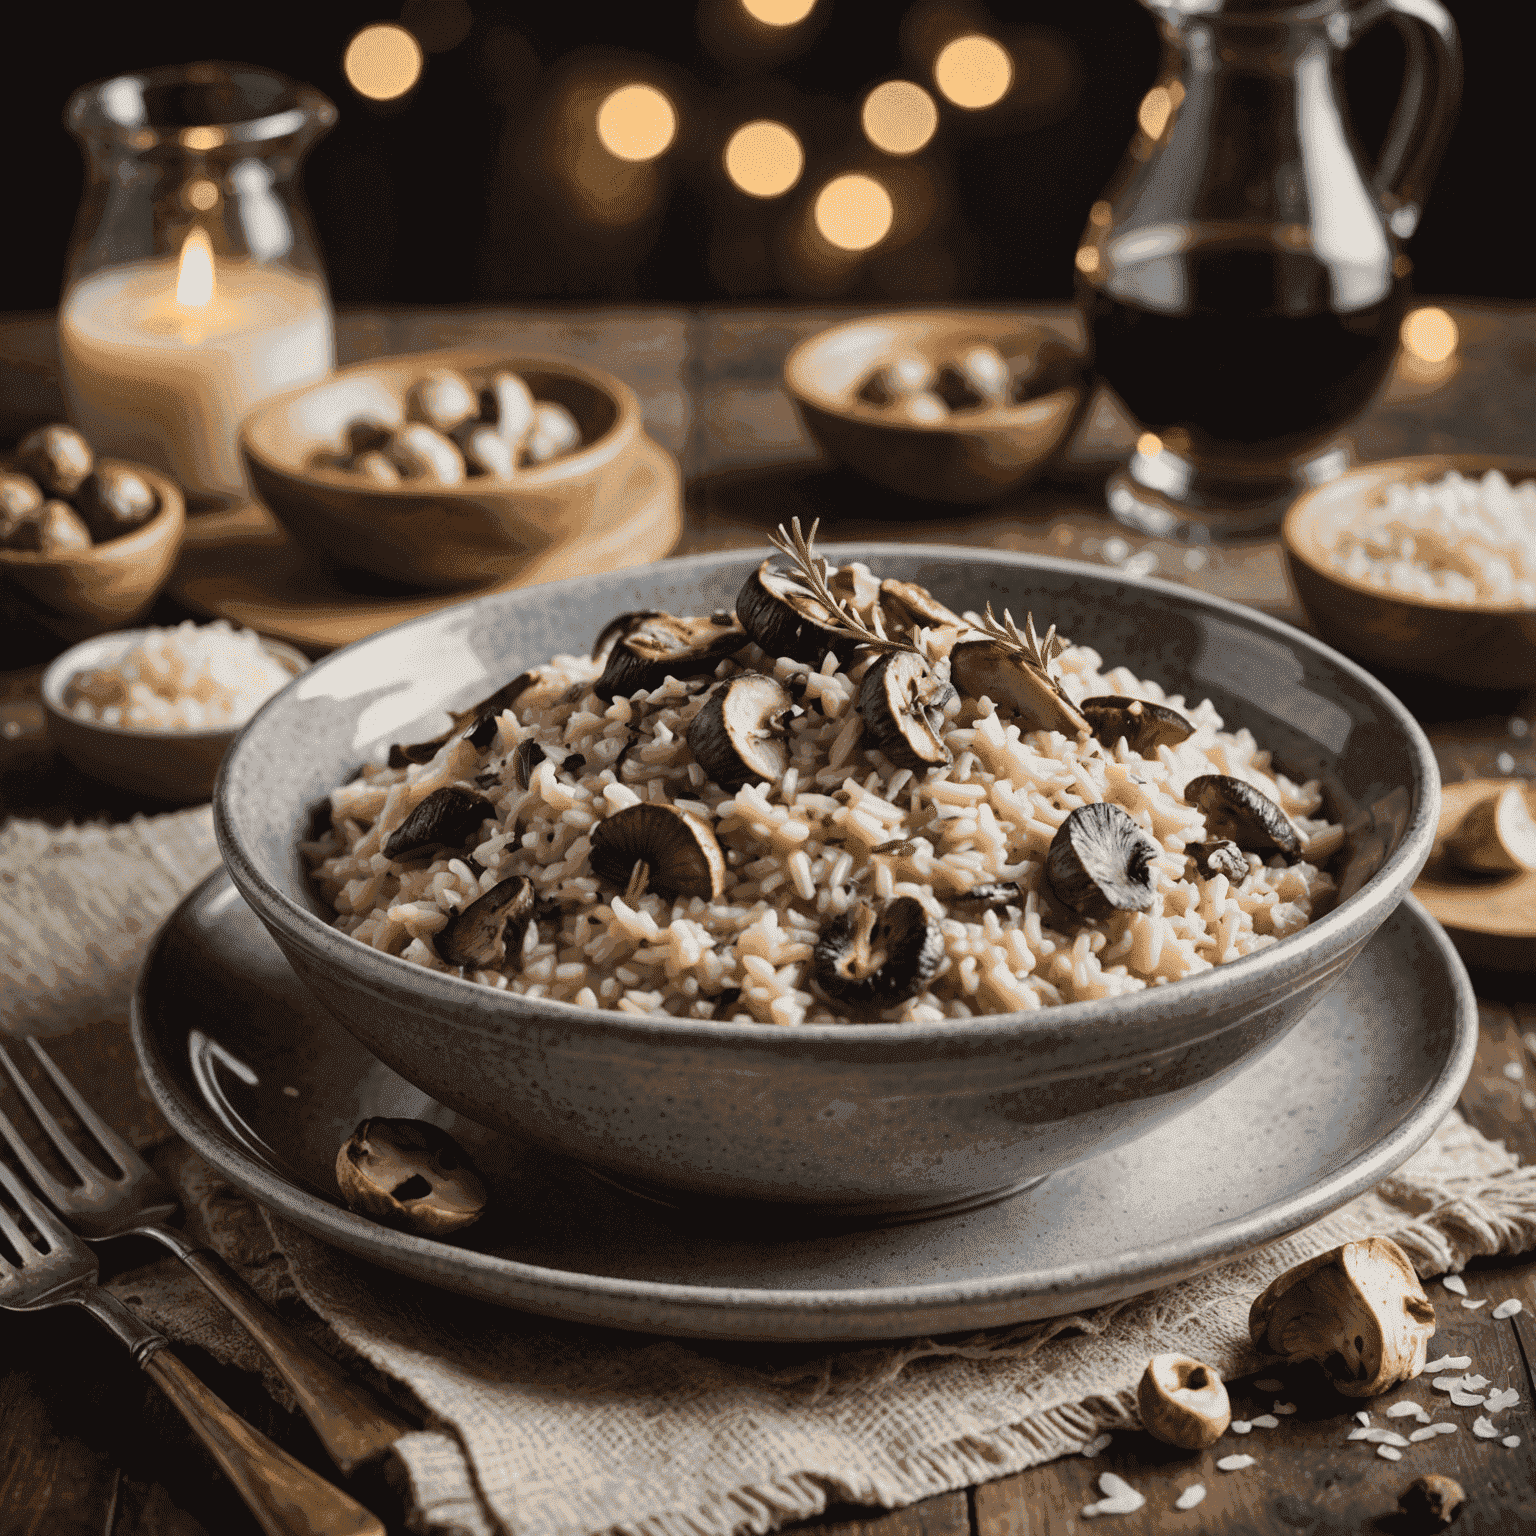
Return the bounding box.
[1,424,185,643]
[239,349,643,590]
[783,311,1088,505]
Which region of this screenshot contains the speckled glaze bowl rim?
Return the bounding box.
[782,311,1085,431]
[1282,452,1536,616]
[239,349,642,496]
[42,627,310,744]
[215,543,1440,1049]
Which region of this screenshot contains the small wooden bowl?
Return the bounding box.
[240,350,642,590]
[1283,455,1536,689]
[41,628,309,804]
[0,461,185,643]
[783,311,1087,505]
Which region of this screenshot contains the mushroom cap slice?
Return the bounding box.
[1188,839,1249,882]
[1081,695,1194,755]
[435,875,535,969]
[388,671,538,766]
[591,610,664,664]
[383,786,495,861]
[593,612,749,701]
[877,578,964,638]
[857,651,953,771]
[589,803,726,901]
[1046,802,1160,920]
[735,559,868,667]
[686,673,794,790]
[1248,1236,1436,1397]
[334,1117,487,1235]
[951,881,1025,911]
[1137,1355,1232,1449]
[512,739,547,789]
[1185,774,1302,857]
[812,896,944,1010]
[1446,783,1536,874]
[950,639,1089,737]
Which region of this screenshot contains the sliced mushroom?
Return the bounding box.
[1247,1236,1436,1398]
[1185,774,1302,858]
[387,672,538,766]
[1188,839,1248,882]
[812,896,944,1010]
[952,881,1025,911]
[877,578,964,638]
[1081,695,1194,755]
[512,739,547,789]
[950,639,1089,736]
[686,673,795,790]
[1046,802,1160,920]
[735,559,868,667]
[335,1117,487,1235]
[589,803,726,900]
[435,875,535,969]
[858,651,954,771]
[1445,783,1536,874]
[591,610,663,664]
[1398,1475,1464,1529]
[593,611,749,702]
[1137,1355,1232,1449]
[383,786,495,861]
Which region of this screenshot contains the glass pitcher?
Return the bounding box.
[59,63,337,502]
[1077,0,1461,540]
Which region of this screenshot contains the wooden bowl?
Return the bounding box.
[1282,455,1536,689]
[782,311,1087,505]
[41,628,308,804]
[0,461,185,643]
[239,349,643,590]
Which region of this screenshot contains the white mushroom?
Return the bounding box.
[1248,1237,1436,1397]
[1137,1355,1231,1449]
[404,369,479,433]
[390,423,467,484]
[481,370,536,447]
[1445,783,1536,874]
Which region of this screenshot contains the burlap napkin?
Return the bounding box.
[4,807,1536,1536]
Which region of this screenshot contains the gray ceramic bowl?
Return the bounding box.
[215,547,1439,1222]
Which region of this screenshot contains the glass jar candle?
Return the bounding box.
[59,63,337,502]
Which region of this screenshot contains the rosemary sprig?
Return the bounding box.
[978,604,1070,681]
[767,518,917,655]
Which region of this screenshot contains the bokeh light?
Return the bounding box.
[934,35,1013,109]
[186,179,219,211]
[741,0,816,24]
[1074,246,1099,274]
[343,24,424,101]
[862,81,938,156]
[814,175,894,252]
[1137,86,1172,139]
[1136,432,1163,457]
[596,85,677,162]
[725,121,803,198]
[1401,306,1458,363]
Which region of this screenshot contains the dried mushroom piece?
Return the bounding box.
[1046,802,1160,920]
[589,802,726,901]
[335,1117,487,1235]
[1398,1475,1465,1528]
[388,672,539,767]
[1445,783,1536,874]
[1081,696,1194,755]
[950,607,1089,737]
[1248,1236,1436,1398]
[1185,774,1302,858]
[813,896,944,1010]
[383,786,496,861]
[593,611,748,701]
[1138,1355,1231,1449]
[435,875,535,969]
[686,673,795,790]
[1188,839,1248,882]
[859,651,954,771]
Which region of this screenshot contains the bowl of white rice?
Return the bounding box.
[215,543,1441,1220]
[1283,455,1536,689]
[42,621,308,803]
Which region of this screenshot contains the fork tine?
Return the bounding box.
[0,1101,73,1206]
[26,1038,142,1176]
[0,1153,69,1250]
[0,1041,111,1190]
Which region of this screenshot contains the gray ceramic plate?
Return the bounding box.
[132,870,1475,1342]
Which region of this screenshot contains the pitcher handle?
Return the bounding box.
[1349,0,1462,240]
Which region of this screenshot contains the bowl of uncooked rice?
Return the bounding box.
[217,535,1439,1215]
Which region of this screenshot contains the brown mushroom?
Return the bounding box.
[877,578,964,637]
[950,639,1089,737]
[1188,839,1248,882]
[1185,774,1302,858]
[1081,696,1194,755]
[74,465,159,542]
[1445,783,1536,874]
[857,650,954,771]
[383,786,496,861]
[1137,1355,1232,1449]
[1248,1236,1436,1397]
[812,896,944,1010]
[686,673,795,789]
[735,559,869,667]
[593,611,749,701]
[387,672,539,766]
[435,875,535,969]
[0,470,44,525]
[1,499,92,553]
[16,424,93,497]
[335,1117,487,1235]
[589,802,726,901]
[1397,1475,1465,1528]
[1046,803,1160,920]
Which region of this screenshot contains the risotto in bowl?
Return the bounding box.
[216,539,1439,1219]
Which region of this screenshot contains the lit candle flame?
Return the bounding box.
[176,228,215,309]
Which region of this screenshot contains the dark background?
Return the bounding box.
[2,0,1527,312]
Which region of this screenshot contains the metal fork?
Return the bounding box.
[0,1038,413,1476]
[0,1154,384,1536]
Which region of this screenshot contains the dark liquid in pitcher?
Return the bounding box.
[1082,227,1406,464]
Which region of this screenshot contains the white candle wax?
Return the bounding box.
[59,253,334,498]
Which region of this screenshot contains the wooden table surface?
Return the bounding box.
[2,303,1534,1535]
